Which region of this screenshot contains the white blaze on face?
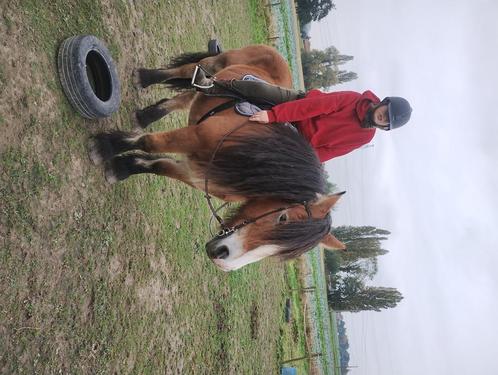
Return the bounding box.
[212,229,281,272]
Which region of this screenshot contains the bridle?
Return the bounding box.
[211,202,313,239]
[202,122,312,239]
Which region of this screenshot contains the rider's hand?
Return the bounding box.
[249,111,270,123]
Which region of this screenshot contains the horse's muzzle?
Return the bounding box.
[205,239,230,259]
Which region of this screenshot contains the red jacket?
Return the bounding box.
[266,90,380,162]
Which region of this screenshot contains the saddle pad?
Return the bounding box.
[234,74,267,116]
[234,74,298,133]
[234,101,263,116]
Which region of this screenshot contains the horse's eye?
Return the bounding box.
[278,213,288,223]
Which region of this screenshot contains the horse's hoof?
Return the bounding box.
[88,138,104,166]
[104,166,119,184]
[132,68,144,89]
[131,111,145,132]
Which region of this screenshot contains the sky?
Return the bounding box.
[310,0,498,374]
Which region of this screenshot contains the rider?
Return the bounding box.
[193,69,413,162]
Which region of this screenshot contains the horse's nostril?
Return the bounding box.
[217,245,229,260]
[205,241,229,260]
[206,240,218,259]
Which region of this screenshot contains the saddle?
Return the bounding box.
[197,74,297,132]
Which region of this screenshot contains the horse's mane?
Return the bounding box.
[267,214,332,260]
[206,123,326,202]
[224,202,332,260]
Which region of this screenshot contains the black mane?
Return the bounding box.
[268,214,332,260]
[207,124,326,202]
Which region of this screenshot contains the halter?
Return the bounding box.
[202,122,313,239]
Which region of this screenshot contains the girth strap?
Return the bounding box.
[196,99,238,125]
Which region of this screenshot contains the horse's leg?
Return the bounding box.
[89,127,202,165]
[132,91,196,130]
[132,68,170,89]
[133,55,227,89]
[103,153,194,185]
[103,153,247,206]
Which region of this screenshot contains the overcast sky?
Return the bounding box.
[310,0,498,374]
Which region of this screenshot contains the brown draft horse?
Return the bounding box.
[89,45,346,271]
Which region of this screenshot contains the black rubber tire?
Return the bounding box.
[208,39,223,55]
[57,35,121,119]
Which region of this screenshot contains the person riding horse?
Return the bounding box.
[91,45,353,271]
[193,69,413,162]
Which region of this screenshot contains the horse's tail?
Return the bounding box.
[167,51,218,69]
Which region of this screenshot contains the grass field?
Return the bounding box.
[278,262,311,374]
[0,1,306,373]
[304,249,341,375]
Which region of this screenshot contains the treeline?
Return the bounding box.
[336,313,350,374]
[296,0,336,25]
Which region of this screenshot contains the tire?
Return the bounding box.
[57,35,121,119]
[207,39,223,55]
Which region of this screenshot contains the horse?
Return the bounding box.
[88,45,346,272]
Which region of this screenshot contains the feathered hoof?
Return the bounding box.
[104,166,120,184]
[132,68,144,90]
[131,111,145,132]
[104,155,134,184]
[88,138,105,166]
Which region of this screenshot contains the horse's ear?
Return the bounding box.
[313,192,345,217]
[320,233,346,251]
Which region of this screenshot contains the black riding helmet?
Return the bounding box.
[381,97,413,130]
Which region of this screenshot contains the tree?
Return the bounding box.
[325,226,390,279]
[296,0,336,25]
[323,169,337,194]
[301,47,357,90]
[332,226,391,241]
[329,278,403,312]
[324,225,402,313]
[336,70,358,84]
[320,47,353,66]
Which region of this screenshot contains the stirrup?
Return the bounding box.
[191,65,214,89]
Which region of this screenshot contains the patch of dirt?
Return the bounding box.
[108,254,124,281]
[250,302,259,339]
[80,289,95,324]
[213,300,230,372]
[136,278,176,314]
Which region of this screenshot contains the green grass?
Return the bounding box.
[329,311,342,372]
[278,262,310,374]
[0,1,293,374]
[307,250,342,375]
[278,1,294,65]
[248,0,271,43]
[310,255,332,372]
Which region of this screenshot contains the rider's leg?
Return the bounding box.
[193,69,305,105]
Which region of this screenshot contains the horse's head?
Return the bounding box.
[206,193,346,271]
